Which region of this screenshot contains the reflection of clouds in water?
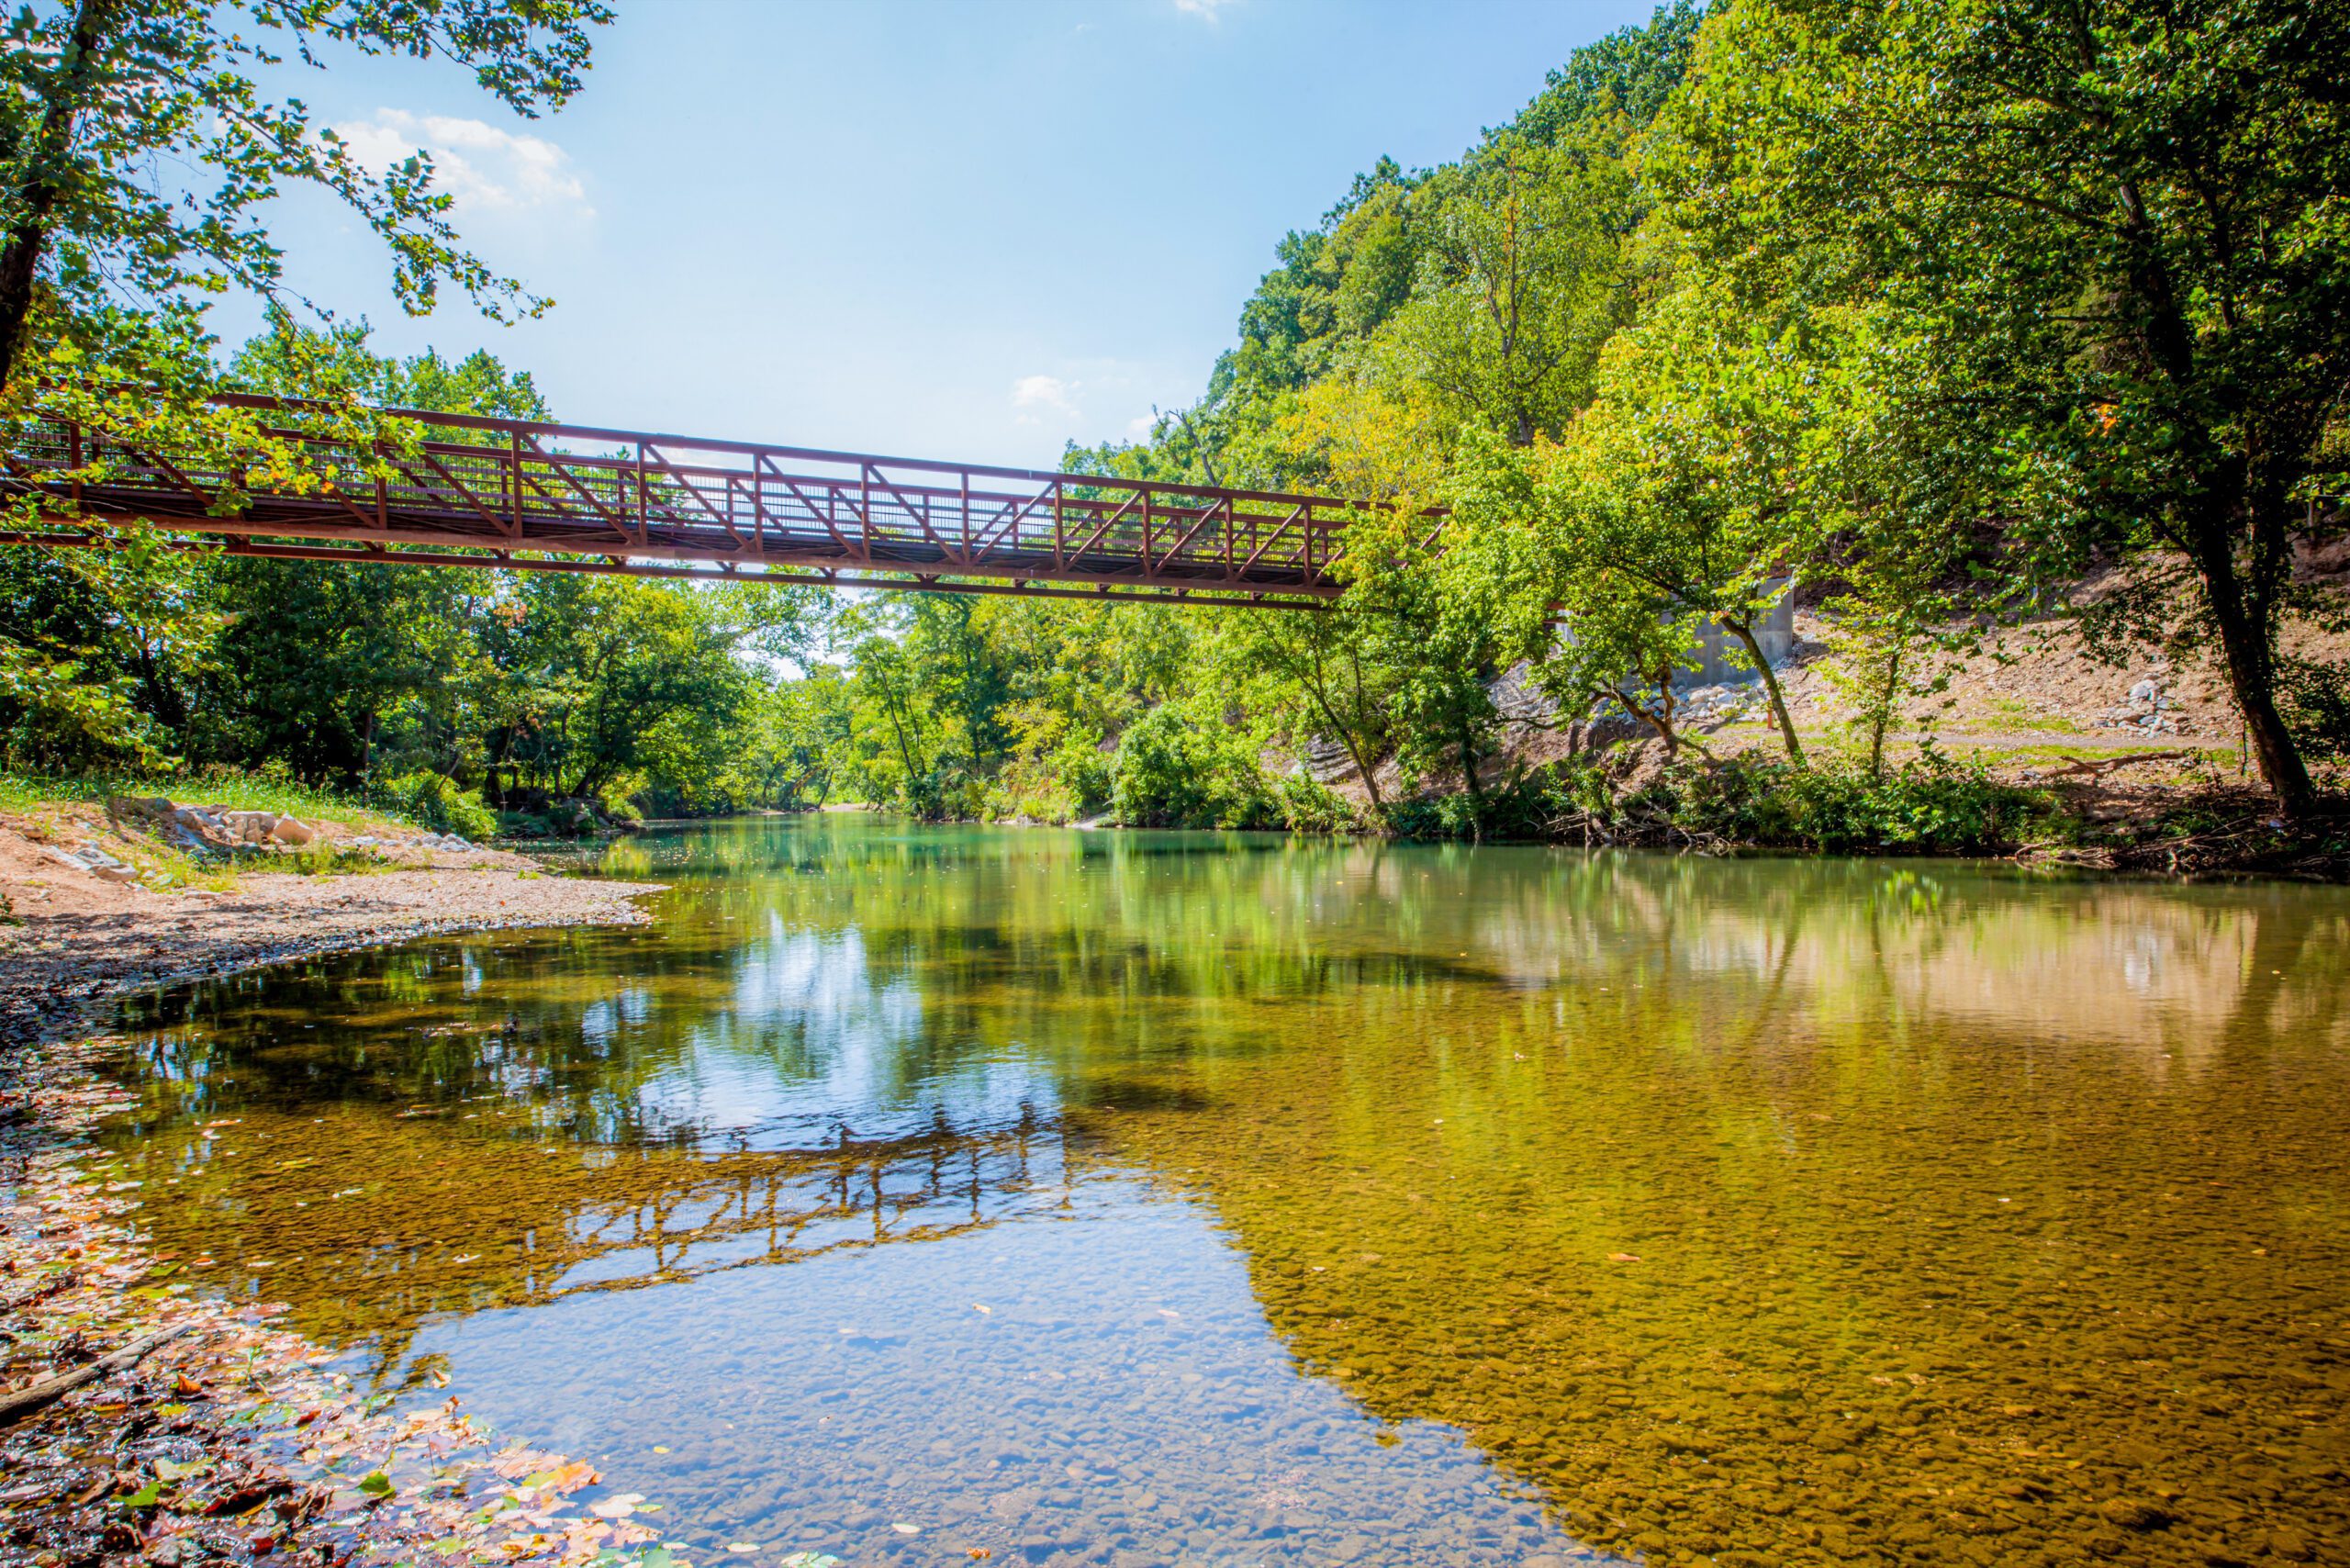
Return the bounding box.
[621,919,1063,1148]
[732,915,915,1036]
[576,987,655,1058]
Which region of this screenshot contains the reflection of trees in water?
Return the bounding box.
[650,826,2350,1071]
[1073,897,2350,1568]
[105,820,2350,1564]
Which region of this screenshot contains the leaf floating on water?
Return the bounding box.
[725,1543,760,1553]
[356,1469,395,1500]
[777,1554,841,1568]
[968,1551,993,1562]
[891,1521,921,1535]
[588,1493,643,1519]
[543,1460,600,1494]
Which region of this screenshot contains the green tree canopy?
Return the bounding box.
[1651,0,2350,812]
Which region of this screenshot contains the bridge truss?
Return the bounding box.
[1,398,1438,607]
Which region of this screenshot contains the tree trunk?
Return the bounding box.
[1727,619,1804,765]
[1304,679,1382,813]
[2191,510,2315,816]
[2107,183,2314,816]
[1455,717,1485,842]
[1609,681,1679,756]
[883,692,918,779]
[0,0,116,398]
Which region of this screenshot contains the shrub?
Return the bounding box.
[1382,759,1608,842]
[1049,729,1113,814]
[1271,771,1362,834]
[1110,708,1273,828]
[1640,751,2044,855]
[2280,656,2350,763]
[375,770,498,840]
[901,764,989,823]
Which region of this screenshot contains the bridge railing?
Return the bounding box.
[2,398,1445,606]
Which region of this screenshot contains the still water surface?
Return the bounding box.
[95,818,2350,1567]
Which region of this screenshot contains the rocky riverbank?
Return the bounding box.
[0,1038,678,1568]
[0,796,678,1568]
[0,797,665,1044]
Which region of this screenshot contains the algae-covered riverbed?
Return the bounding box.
[90,817,2350,1566]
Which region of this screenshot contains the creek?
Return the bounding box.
[93,817,2350,1566]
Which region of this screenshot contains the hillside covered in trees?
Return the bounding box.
[4,0,2346,857]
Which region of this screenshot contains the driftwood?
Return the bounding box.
[0,1324,190,1428]
[2043,750,2178,779]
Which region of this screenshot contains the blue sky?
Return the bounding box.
[245,0,1657,468]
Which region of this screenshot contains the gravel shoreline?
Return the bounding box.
[0,864,666,1045]
[0,864,674,1568]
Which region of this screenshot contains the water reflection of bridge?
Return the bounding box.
[547,1111,1071,1301]
[127,1101,1081,1373]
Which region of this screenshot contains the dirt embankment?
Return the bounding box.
[0,797,663,1042]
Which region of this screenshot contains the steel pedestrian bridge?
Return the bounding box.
[3,398,1440,607]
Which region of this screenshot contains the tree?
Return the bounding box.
[0,0,609,767]
[1525,284,1901,763]
[1654,0,2350,814]
[1337,499,1520,834]
[522,576,810,801]
[192,322,555,785]
[1816,556,1957,779]
[0,525,207,767]
[1382,129,1637,446]
[198,558,483,782]
[0,0,609,401]
[1441,426,1702,760]
[1219,605,1400,814]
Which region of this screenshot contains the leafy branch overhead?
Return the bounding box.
[0,0,611,402]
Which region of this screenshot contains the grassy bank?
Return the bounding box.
[0,769,441,900]
[0,767,417,831]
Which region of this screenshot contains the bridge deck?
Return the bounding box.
[4,398,1439,606]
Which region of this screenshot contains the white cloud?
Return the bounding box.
[1008,367,1174,445]
[1173,0,1240,19]
[1011,374,1079,423]
[331,109,591,217]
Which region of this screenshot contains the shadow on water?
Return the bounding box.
[94,818,2350,1567]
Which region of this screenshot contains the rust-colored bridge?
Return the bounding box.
[3,398,1434,607]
